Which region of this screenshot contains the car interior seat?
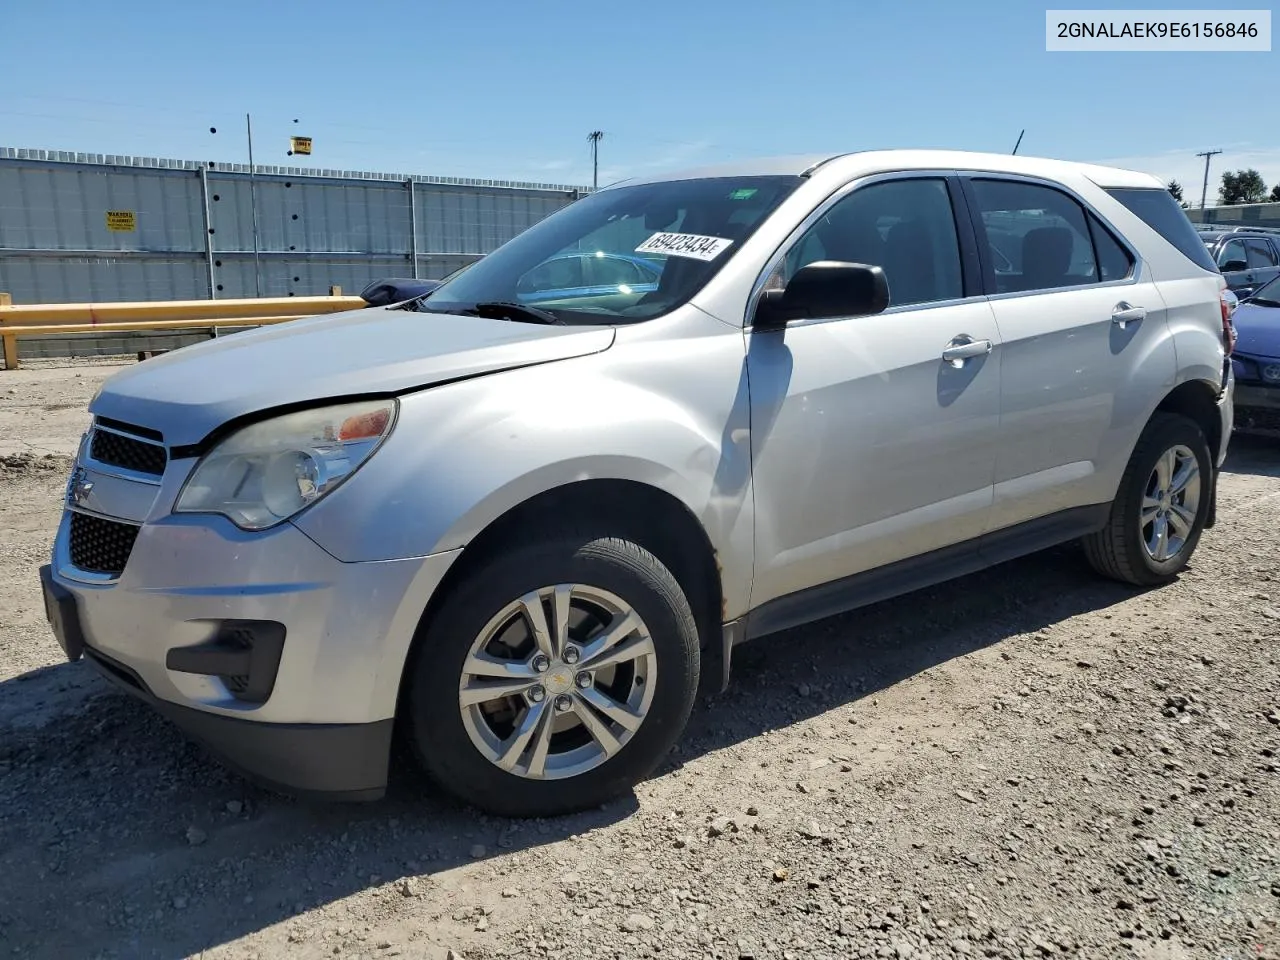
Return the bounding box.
[1020,226,1074,291]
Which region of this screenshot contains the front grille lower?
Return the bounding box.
[219,626,255,695]
[89,428,166,476]
[68,511,140,577]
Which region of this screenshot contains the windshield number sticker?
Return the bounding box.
[636,232,734,262]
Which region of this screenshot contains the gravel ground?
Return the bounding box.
[0,362,1277,960]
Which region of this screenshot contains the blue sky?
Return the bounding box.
[4,0,1277,197]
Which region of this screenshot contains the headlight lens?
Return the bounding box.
[175,399,397,530]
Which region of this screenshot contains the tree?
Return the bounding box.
[1168,180,1184,202]
[1219,168,1268,205]
[1270,183,1280,203]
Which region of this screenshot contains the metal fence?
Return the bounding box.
[0,147,591,304]
[1186,200,1280,228]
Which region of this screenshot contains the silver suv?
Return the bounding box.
[40,150,1237,817]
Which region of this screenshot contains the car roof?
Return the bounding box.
[1201,230,1280,244]
[607,149,1164,190]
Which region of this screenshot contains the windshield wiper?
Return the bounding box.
[469,301,564,325]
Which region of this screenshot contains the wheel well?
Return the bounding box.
[1155,380,1221,459]
[409,479,724,661]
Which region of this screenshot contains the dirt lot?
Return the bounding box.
[0,361,1277,960]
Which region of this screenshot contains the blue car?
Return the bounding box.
[1230,273,1280,437]
[516,251,662,303]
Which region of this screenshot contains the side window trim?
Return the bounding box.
[745,169,980,330]
[956,171,1144,298]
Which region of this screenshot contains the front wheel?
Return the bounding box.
[404,533,700,817]
[1083,412,1213,586]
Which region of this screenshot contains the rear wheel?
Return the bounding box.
[405,533,699,817]
[1083,412,1212,586]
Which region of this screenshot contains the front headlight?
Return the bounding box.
[175,399,397,530]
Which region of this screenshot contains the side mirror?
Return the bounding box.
[1220,258,1248,273]
[754,261,890,329]
[360,277,441,306]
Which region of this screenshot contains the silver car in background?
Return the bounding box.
[40,149,1236,817]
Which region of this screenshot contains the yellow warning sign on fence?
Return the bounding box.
[105,210,136,232]
[290,136,312,156]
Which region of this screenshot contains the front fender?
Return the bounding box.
[292,344,756,615]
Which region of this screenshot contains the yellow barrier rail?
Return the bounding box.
[0,287,366,369]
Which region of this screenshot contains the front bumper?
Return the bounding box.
[1218,364,1236,466]
[43,509,460,800]
[43,569,392,800]
[1234,381,1280,434]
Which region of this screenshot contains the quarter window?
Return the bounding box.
[776,178,964,309]
[968,179,1103,293]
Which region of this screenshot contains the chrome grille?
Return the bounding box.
[89,427,166,477]
[68,512,140,577]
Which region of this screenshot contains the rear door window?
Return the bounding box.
[967,178,1099,293]
[1245,238,1278,268]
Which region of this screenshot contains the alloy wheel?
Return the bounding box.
[1140,444,1201,562]
[457,584,657,780]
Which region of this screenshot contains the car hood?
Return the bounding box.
[1233,301,1280,358]
[89,306,616,446]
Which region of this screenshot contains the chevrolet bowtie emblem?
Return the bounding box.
[66,466,94,506]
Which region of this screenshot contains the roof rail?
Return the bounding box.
[800,153,853,177]
[1229,225,1280,234]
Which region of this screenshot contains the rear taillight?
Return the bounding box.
[1219,279,1237,357]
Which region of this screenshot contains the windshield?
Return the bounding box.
[1249,273,1280,306]
[417,175,802,325]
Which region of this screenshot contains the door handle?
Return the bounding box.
[1111,302,1147,327]
[941,335,993,366]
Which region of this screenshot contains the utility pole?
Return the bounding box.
[1196,149,1222,211]
[587,130,604,191]
[246,113,262,297]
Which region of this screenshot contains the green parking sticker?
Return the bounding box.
[728,188,758,200]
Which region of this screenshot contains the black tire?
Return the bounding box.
[404,533,700,818]
[1083,412,1213,586]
